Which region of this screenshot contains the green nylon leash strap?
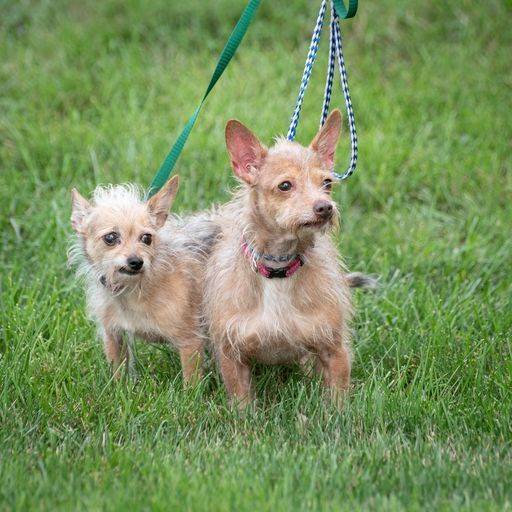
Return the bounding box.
[148,0,358,196]
[148,0,263,196]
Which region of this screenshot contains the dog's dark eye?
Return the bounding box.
[140,233,152,246]
[278,181,292,192]
[103,232,119,246]
[322,179,333,191]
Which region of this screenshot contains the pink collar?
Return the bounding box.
[241,241,304,279]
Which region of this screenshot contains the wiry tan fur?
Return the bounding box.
[204,110,354,407]
[69,176,217,382]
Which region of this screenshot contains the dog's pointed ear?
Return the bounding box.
[147,175,179,228]
[225,120,267,184]
[310,109,342,169]
[71,188,91,233]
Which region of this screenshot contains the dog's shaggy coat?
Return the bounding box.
[204,110,354,406]
[69,177,214,381]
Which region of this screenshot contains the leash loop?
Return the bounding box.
[331,12,358,180]
[287,0,358,181]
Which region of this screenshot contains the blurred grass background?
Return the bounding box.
[1,0,511,510]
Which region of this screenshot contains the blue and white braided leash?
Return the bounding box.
[320,3,336,126]
[288,0,358,181]
[286,0,327,141]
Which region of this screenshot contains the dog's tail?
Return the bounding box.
[346,272,379,290]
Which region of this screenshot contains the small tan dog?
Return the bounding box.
[69,176,212,382]
[204,109,370,406]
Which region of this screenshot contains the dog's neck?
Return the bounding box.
[240,200,316,269]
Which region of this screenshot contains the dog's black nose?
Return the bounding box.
[127,256,143,271]
[313,200,333,218]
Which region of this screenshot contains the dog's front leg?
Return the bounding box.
[101,327,124,379]
[125,332,138,381]
[317,345,351,401]
[218,349,252,408]
[178,338,204,386]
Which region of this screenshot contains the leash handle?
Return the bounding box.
[148,0,262,197]
[333,0,358,19]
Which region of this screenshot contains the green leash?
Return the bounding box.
[148,0,358,197]
[333,0,358,19]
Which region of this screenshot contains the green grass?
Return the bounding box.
[1,0,511,510]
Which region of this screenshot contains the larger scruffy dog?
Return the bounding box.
[69,176,212,382]
[204,109,363,407]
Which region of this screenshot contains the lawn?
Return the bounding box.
[1,0,511,510]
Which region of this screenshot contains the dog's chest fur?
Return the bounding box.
[88,264,197,344]
[247,279,312,363]
[110,294,163,338]
[206,236,351,365]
